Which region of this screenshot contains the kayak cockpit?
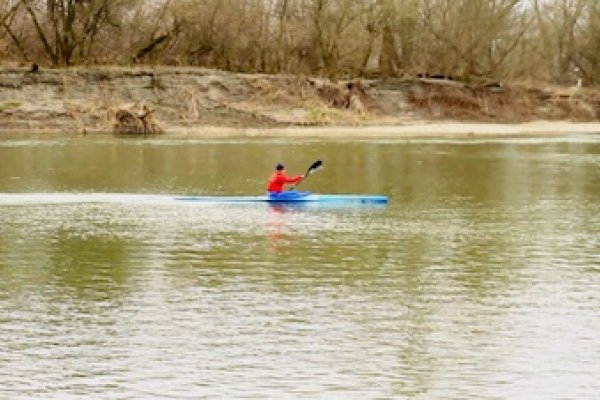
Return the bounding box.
[266,191,311,202]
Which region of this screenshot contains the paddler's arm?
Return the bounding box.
[282,174,303,184]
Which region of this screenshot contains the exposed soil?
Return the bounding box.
[0,65,599,136]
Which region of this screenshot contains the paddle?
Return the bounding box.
[290,160,322,190]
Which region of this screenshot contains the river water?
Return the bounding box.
[0,135,599,399]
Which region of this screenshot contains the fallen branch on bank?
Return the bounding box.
[112,104,163,135]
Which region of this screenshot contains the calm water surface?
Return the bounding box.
[1,135,599,399]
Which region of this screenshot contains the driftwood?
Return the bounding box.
[309,79,373,112]
[112,104,163,135]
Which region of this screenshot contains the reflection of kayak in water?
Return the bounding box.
[175,191,388,204]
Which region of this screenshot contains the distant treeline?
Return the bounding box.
[1,0,598,84]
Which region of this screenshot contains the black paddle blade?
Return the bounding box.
[306,160,322,176]
[290,160,322,191]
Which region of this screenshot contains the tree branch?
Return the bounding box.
[23,0,58,64]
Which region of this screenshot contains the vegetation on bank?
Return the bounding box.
[0,66,598,135]
[1,0,600,87]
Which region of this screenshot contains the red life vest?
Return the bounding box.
[266,171,302,192]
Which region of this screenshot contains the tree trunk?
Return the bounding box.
[379,25,398,76]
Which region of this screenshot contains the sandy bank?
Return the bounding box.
[169,120,600,138]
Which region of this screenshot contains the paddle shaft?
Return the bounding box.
[290,160,322,190]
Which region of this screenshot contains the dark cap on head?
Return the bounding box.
[275,163,284,170]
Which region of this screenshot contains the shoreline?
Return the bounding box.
[1,120,600,139]
[168,120,600,138]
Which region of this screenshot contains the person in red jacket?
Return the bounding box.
[267,163,303,193]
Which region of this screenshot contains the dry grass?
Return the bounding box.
[406,80,600,122]
[242,76,322,107]
[0,101,22,111]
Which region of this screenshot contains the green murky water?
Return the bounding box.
[1,135,599,398]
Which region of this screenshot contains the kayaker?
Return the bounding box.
[267,163,303,193]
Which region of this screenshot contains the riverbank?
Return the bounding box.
[169,121,600,138]
[1,65,599,137]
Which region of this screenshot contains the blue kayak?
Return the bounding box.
[174,191,388,204]
[0,192,387,206]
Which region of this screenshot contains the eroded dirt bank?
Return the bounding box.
[1,66,599,136]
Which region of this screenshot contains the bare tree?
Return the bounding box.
[569,2,600,84]
[421,0,529,81]
[0,1,27,59]
[0,1,22,38]
[11,0,131,66]
[534,0,586,82]
[309,0,373,81]
[0,0,597,88]
[369,0,420,77]
[129,0,181,64]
